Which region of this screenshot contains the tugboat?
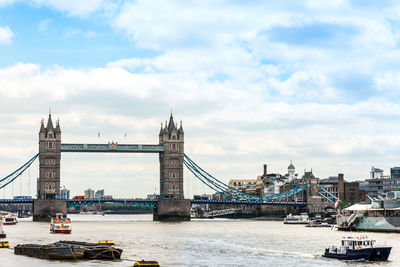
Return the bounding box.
[323,236,391,261]
[50,213,71,234]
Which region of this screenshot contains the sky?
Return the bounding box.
[1,0,400,198]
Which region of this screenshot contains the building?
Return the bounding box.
[391,167,400,179]
[228,178,263,197]
[366,166,400,197]
[147,193,158,201]
[159,113,184,199]
[370,166,384,179]
[229,179,256,191]
[84,188,94,199]
[60,186,70,200]
[94,189,104,199]
[37,113,62,199]
[263,162,298,197]
[358,180,368,202]
[319,174,360,203]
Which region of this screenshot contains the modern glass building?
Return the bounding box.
[391,167,400,179]
[94,189,104,199]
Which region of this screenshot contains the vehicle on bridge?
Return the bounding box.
[13,196,33,201]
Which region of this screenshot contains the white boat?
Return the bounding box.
[2,214,18,225]
[0,217,6,238]
[283,213,310,224]
[50,213,71,234]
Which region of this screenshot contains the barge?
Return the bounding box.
[56,240,122,259]
[14,243,85,259]
[15,240,123,260]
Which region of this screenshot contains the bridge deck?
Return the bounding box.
[0,198,306,207]
[60,143,165,153]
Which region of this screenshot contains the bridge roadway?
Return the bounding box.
[0,198,307,207]
[60,143,165,153]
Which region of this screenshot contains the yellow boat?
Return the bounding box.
[133,260,160,266]
[98,240,115,246]
[0,241,10,248]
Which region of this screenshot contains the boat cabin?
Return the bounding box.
[341,236,375,250]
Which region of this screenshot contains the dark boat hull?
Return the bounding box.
[14,244,85,259]
[323,247,391,261]
[84,247,123,259]
[51,229,71,234]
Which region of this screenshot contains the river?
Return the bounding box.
[1,214,399,266]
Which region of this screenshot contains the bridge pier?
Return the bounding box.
[153,199,191,221]
[33,199,67,222]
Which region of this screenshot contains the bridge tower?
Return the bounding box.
[153,113,190,221]
[33,113,66,221]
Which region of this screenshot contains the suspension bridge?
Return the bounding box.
[0,112,337,221]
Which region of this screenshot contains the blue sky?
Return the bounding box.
[1,0,400,198]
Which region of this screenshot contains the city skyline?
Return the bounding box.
[1,1,400,198]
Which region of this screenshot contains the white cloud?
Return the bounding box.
[38,19,51,32]
[31,0,113,17]
[0,0,16,7]
[1,62,400,196]
[64,29,97,38]
[0,26,14,44]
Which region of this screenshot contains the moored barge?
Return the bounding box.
[56,240,122,259]
[14,243,85,259]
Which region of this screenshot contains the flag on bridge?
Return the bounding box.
[335,197,340,208]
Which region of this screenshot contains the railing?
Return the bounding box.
[60,143,165,153]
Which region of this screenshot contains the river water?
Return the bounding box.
[1,214,400,266]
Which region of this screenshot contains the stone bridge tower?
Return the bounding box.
[159,113,184,199]
[34,113,66,221]
[154,113,190,221]
[38,113,61,199]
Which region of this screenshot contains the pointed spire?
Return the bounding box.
[168,112,177,132]
[46,113,54,131]
[39,118,45,133]
[159,122,163,136]
[55,118,61,133]
[178,121,183,134]
[178,120,184,134]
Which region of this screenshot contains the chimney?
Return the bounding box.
[263,164,267,176]
[338,173,345,201]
